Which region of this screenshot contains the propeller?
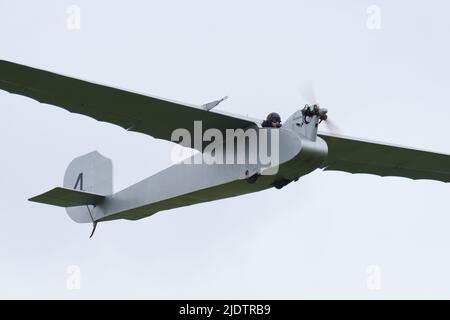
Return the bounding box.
[299,81,318,105]
[299,81,341,133]
[322,117,341,132]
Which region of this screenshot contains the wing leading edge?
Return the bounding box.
[318,132,450,183]
[0,60,256,151]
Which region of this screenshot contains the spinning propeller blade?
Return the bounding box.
[299,81,341,133]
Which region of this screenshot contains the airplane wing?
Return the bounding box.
[0,60,256,151]
[318,132,450,183]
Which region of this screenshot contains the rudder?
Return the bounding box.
[64,151,113,223]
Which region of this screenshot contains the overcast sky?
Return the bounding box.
[1,0,450,299]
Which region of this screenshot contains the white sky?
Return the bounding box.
[1,0,450,299]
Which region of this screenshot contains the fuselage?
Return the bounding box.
[95,112,328,222]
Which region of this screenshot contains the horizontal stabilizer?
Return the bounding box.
[28,187,105,207]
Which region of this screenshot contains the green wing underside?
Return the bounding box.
[319,132,450,183]
[0,60,255,151]
[2,60,450,183]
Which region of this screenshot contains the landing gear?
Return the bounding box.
[246,173,260,184]
[272,179,292,189]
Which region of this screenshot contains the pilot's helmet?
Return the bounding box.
[266,112,281,126]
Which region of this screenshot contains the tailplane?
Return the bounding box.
[28,151,113,224]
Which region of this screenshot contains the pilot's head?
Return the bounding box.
[266,112,281,128]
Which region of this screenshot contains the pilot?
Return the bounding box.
[262,112,282,128]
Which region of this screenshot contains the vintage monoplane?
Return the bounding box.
[1,60,449,237]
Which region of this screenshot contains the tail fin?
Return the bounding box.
[63,151,113,223]
[29,151,113,224]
